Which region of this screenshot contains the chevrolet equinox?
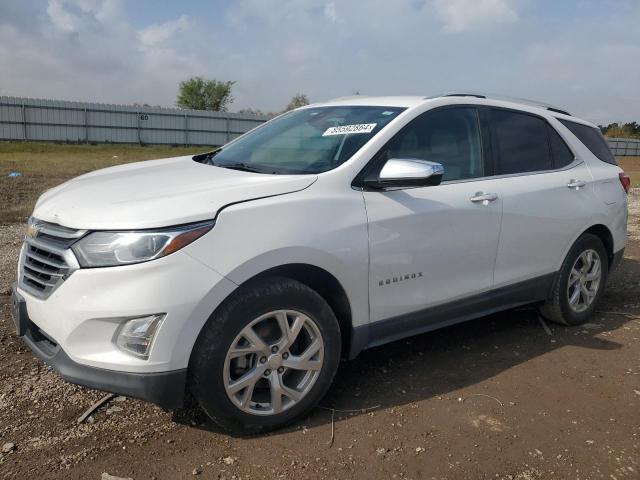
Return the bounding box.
[11,93,630,433]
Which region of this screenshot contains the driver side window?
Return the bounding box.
[385,107,483,182]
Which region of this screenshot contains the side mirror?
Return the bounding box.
[364,158,444,190]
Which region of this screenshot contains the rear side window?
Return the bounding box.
[548,125,575,168]
[559,119,617,165]
[491,109,552,174]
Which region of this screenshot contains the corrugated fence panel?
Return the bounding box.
[0,96,268,146]
[0,100,24,140]
[8,96,639,154]
[230,118,264,133]
[188,115,229,132]
[607,138,640,156]
[189,131,229,146]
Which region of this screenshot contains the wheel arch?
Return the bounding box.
[540,223,613,325]
[547,223,615,302]
[245,263,354,360]
[189,262,357,370]
[582,224,614,267]
[558,224,615,274]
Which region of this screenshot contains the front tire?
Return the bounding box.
[539,233,608,326]
[190,277,341,435]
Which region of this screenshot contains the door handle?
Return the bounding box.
[567,179,586,189]
[470,192,498,204]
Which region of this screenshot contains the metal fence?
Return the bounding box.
[607,137,640,157]
[1,96,639,155]
[0,96,268,146]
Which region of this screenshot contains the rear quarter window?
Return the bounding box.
[559,119,617,165]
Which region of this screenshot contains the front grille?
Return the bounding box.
[18,220,85,299]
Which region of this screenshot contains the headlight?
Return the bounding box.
[72,221,214,267]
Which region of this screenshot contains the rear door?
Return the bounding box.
[489,108,595,288]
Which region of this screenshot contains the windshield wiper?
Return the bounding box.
[216,162,273,174]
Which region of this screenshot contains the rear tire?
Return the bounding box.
[190,276,341,435]
[539,233,608,326]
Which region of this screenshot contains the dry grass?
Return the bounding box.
[0,142,638,225]
[0,142,207,224]
[618,156,640,188]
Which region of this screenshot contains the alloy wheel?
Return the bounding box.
[223,310,324,415]
[567,249,602,313]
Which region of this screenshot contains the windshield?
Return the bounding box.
[198,106,405,174]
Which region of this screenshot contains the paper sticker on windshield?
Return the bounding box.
[322,123,377,136]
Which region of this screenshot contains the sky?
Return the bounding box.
[0,0,639,124]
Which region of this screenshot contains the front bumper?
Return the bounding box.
[15,249,236,373]
[12,283,186,408]
[12,241,238,409]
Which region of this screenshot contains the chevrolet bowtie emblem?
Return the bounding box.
[26,223,40,238]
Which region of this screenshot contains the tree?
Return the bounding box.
[284,93,310,111]
[176,77,235,111]
[600,121,640,139]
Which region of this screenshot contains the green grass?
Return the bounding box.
[0,142,209,224]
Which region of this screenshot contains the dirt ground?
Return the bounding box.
[0,162,639,479]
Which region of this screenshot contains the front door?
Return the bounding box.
[363,107,502,331]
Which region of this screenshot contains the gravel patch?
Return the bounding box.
[0,224,23,295]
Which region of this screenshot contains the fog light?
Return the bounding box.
[115,314,165,359]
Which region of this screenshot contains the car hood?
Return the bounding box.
[33,156,317,230]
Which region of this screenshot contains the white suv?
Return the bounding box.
[11,94,630,433]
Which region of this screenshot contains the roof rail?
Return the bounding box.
[326,95,369,102]
[443,93,486,99]
[430,92,572,116]
[546,106,572,116]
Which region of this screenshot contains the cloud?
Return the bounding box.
[431,0,519,32]
[324,2,337,23]
[0,0,201,106]
[139,15,190,49]
[46,0,122,33]
[0,0,638,123]
[523,39,640,122]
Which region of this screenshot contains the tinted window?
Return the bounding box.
[548,125,574,168]
[492,109,552,174]
[559,119,617,165]
[384,108,483,181]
